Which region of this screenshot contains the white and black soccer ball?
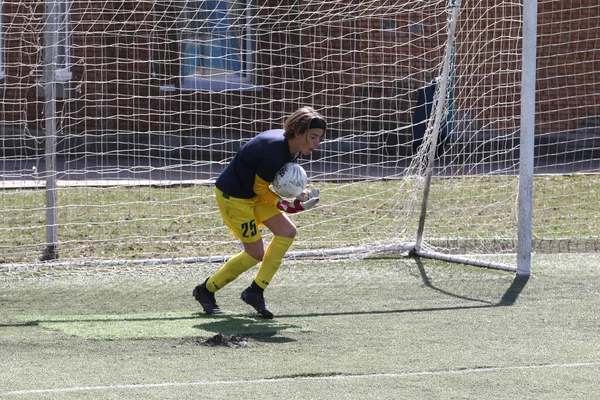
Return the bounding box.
[272,162,307,198]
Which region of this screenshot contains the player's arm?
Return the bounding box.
[253,175,319,214]
[253,174,280,206]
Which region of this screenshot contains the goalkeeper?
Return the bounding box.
[193,106,326,319]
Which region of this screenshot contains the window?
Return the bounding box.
[54,0,72,82]
[40,0,71,83]
[36,0,71,98]
[179,0,256,91]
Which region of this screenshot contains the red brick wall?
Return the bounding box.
[536,0,600,133]
[1,0,598,142]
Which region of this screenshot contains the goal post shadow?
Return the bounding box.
[497,274,530,306]
[412,257,530,307]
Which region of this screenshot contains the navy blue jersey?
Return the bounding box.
[216,129,299,199]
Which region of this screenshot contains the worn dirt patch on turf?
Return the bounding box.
[190,333,250,348]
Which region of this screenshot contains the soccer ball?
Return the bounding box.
[272,162,307,198]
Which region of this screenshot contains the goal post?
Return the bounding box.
[516,0,538,277]
[414,0,460,256]
[0,0,598,271]
[412,0,526,274]
[42,0,60,261]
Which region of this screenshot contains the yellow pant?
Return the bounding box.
[215,188,281,243]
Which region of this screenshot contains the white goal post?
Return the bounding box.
[1,0,598,273]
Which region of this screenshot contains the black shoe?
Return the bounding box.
[241,288,274,319]
[193,280,222,315]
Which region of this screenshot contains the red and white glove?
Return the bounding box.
[276,188,320,214]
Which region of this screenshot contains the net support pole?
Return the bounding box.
[446,0,457,136]
[42,0,59,261]
[516,0,537,276]
[0,3,4,81]
[415,1,460,252]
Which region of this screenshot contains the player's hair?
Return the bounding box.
[283,106,327,139]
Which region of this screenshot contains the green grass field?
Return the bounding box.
[2,174,599,263]
[1,253,599,399]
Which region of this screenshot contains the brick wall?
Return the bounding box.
[1,0,598,145]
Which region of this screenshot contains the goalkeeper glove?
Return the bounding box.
[299,188,319,202]
[276,188,320,214]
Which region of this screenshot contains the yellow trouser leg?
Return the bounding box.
[254,236,294,289]
[206,251,260,292]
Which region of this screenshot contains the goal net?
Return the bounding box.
[1,0,598,269]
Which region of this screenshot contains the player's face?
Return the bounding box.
[299,128,325,155]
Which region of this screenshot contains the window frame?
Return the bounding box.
[54,0,72,83]
[177,0,257,92]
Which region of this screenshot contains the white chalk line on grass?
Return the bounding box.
[2,361,599,396]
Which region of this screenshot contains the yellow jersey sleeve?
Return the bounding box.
[253,174,280,206]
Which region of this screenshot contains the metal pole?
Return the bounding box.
[517,0,537,276]
[415,1,460,252]
[42,0,59,260]
[446,0,456,136]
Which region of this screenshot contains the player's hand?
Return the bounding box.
[276,189,320,214]
[298,188,320,202]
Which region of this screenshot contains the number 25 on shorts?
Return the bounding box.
[241,219,257,238]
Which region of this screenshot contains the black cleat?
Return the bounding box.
[241,287,274,319]
[193,280,222,315]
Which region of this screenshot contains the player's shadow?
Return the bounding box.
[1,313,299,344]
[413,257,529,307]
[191,315,298,344]
[0,314,201,328]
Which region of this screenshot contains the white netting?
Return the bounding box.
[0,0,598,266]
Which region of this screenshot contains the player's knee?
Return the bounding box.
[243,242,265,261]
[279,225,296,239]
[244,248,264,261]
[247,249,264,261]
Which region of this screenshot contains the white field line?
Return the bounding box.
[2,361,599,396]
